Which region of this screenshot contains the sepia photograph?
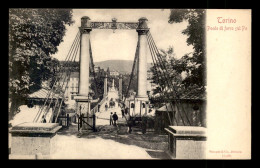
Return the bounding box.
[8,8,251,160]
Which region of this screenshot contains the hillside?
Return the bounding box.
[94,60,152,74]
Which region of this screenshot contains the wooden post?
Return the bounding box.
[67,114,69,127]
[93,114,96,132]
[78,116,80,131]
[140,100,142,117]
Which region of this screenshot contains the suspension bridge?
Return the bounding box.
[9,16,206,159]
[31,16,193,129]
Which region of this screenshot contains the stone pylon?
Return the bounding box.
[104,74,108,97]
[134,17,149,116]
[119,75,123,100]
[74,16,93,131]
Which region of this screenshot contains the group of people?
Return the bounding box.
[105,101,116,111]
[109,110,132,133]
[104,100,133,133]
[110,112,118,126]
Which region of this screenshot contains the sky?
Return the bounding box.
[52,9,194,63]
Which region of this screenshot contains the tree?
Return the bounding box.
[150,47,183,101]
[9,9,74,120]
[90,70,104,100]
[168,9,206,89]
[122,73,138,98]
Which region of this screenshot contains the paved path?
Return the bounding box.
[51,124,153,159]
[9,89,170,160]
[96,90,126,126]
[50,123,170,159]
[50,90,170,159]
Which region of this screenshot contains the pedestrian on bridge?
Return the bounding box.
[126,115,133,134]
[98,104,101,112]
[105,103,108,111]
[125,107,129,115]
[41,115,46,123]
[112,112,118,126]
[121,108,125,118]
[110,112,114,125]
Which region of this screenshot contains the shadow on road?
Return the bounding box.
[57,123,170,159]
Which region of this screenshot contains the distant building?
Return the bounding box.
[147,70,153,80]
[110,70,120,77]
[94,66,100,73]
[66,72,79,100]
[155,89,206,133]
[147,70,156,96]
[93,66,106,76]
[56,71,93,109]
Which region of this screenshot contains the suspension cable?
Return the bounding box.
[45,36,78,122]
[146,32,178,125]
[146,32,175,126]
[147,32,181,125]
[89,40,99,100]
[34,33,80,122]
[54,36,80,123]
[147,32,186,126]
[149,33,191,126]
[34,31,80,122]
[123,41,139,105]
[33,31,80,122]
[44,34,81,117]
[147,31,191,126]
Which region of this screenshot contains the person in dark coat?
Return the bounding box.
[127,116,133,133]
[105,103,108,111]
[41,115,46,123]
[125,107,129,115]
[110,112,114,125]
[98,104,101,112]
[121,108,125,118]
[112,112,118,126]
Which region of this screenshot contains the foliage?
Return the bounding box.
[60,61,79,72]
[90,71,104,100]
[122,74,138,98]
[168,9,206,88]
[9,8,74,119]
[150,47,183,100]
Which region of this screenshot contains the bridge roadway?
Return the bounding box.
[9,89,170,159]
[95,89,126,126]
[49,89,169,159]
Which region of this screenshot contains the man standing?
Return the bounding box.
[105,103,108,111]
[41,115,46,123]
[121,107,125,118]
[125,107,129,115]
[112,112,118,126]
[98,104,101,112]
[126,114,133,133]
[110,112,114,125]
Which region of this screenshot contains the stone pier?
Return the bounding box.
[9,123,62,159]
[119,75,122,100]
[104,74,108,97]
[134,17,149,116]
[74,16,93,130]
[164,126,207,159]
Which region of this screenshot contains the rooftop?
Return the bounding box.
[28,88,61,99]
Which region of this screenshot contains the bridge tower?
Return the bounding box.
[104,74,108,97]
[119,74,123,100]
[74,16,92,130]
[134,17,149,116]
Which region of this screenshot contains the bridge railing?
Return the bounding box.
[90,95,107,114]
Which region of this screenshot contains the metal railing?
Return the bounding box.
[90,95,107,114]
